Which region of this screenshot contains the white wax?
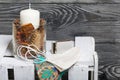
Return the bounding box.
[20,9,40,29]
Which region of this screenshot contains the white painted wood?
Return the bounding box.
[55,41,74,54]
[75,36,95,53]
[75,37,95,65]
[0,57,34,80]
[45,40,55,55]
[94,51,98,80]
[69,65,88,80]
[69,36,98,80]
[0,35,12,59]
[0,57,33,68]
[46,40,74,54]
[14,66,34,80]
[0,65,8,80]
[5,40,13,56]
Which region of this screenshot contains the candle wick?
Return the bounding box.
[29,3,31,9]
[29,0,31,9]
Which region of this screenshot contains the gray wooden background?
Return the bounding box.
[1,0,120,80]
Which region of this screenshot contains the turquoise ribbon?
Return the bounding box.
[34,55,46,64]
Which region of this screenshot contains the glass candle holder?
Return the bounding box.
[12,19,46,59]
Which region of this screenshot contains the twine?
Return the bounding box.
[16,44,45,61]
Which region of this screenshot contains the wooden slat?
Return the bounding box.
[0,66,8,80]
[0,0,120,3]
[14,66,34,80]
[96,43,120,52]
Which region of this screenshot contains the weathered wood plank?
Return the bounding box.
[0,4,120,42]
[0,0,120,3]
[99,62,120,80]
[96,42,120,80]
[0,3,120,80]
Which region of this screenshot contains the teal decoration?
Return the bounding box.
[36,67,39,71]
[41,69,53,79]
[35,62,59,80]
[34,55,46,64]
[34,55,67,80]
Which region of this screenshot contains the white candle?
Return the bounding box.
[20,8,40,29]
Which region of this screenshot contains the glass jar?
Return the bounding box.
[12,19,46,59]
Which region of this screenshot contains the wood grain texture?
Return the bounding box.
[0,0,120,3]
[0,3,120,80]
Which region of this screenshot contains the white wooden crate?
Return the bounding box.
[0,35,98,80]
[0,35,34,80]
[0,57,34,80]
[69,37,98,80]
